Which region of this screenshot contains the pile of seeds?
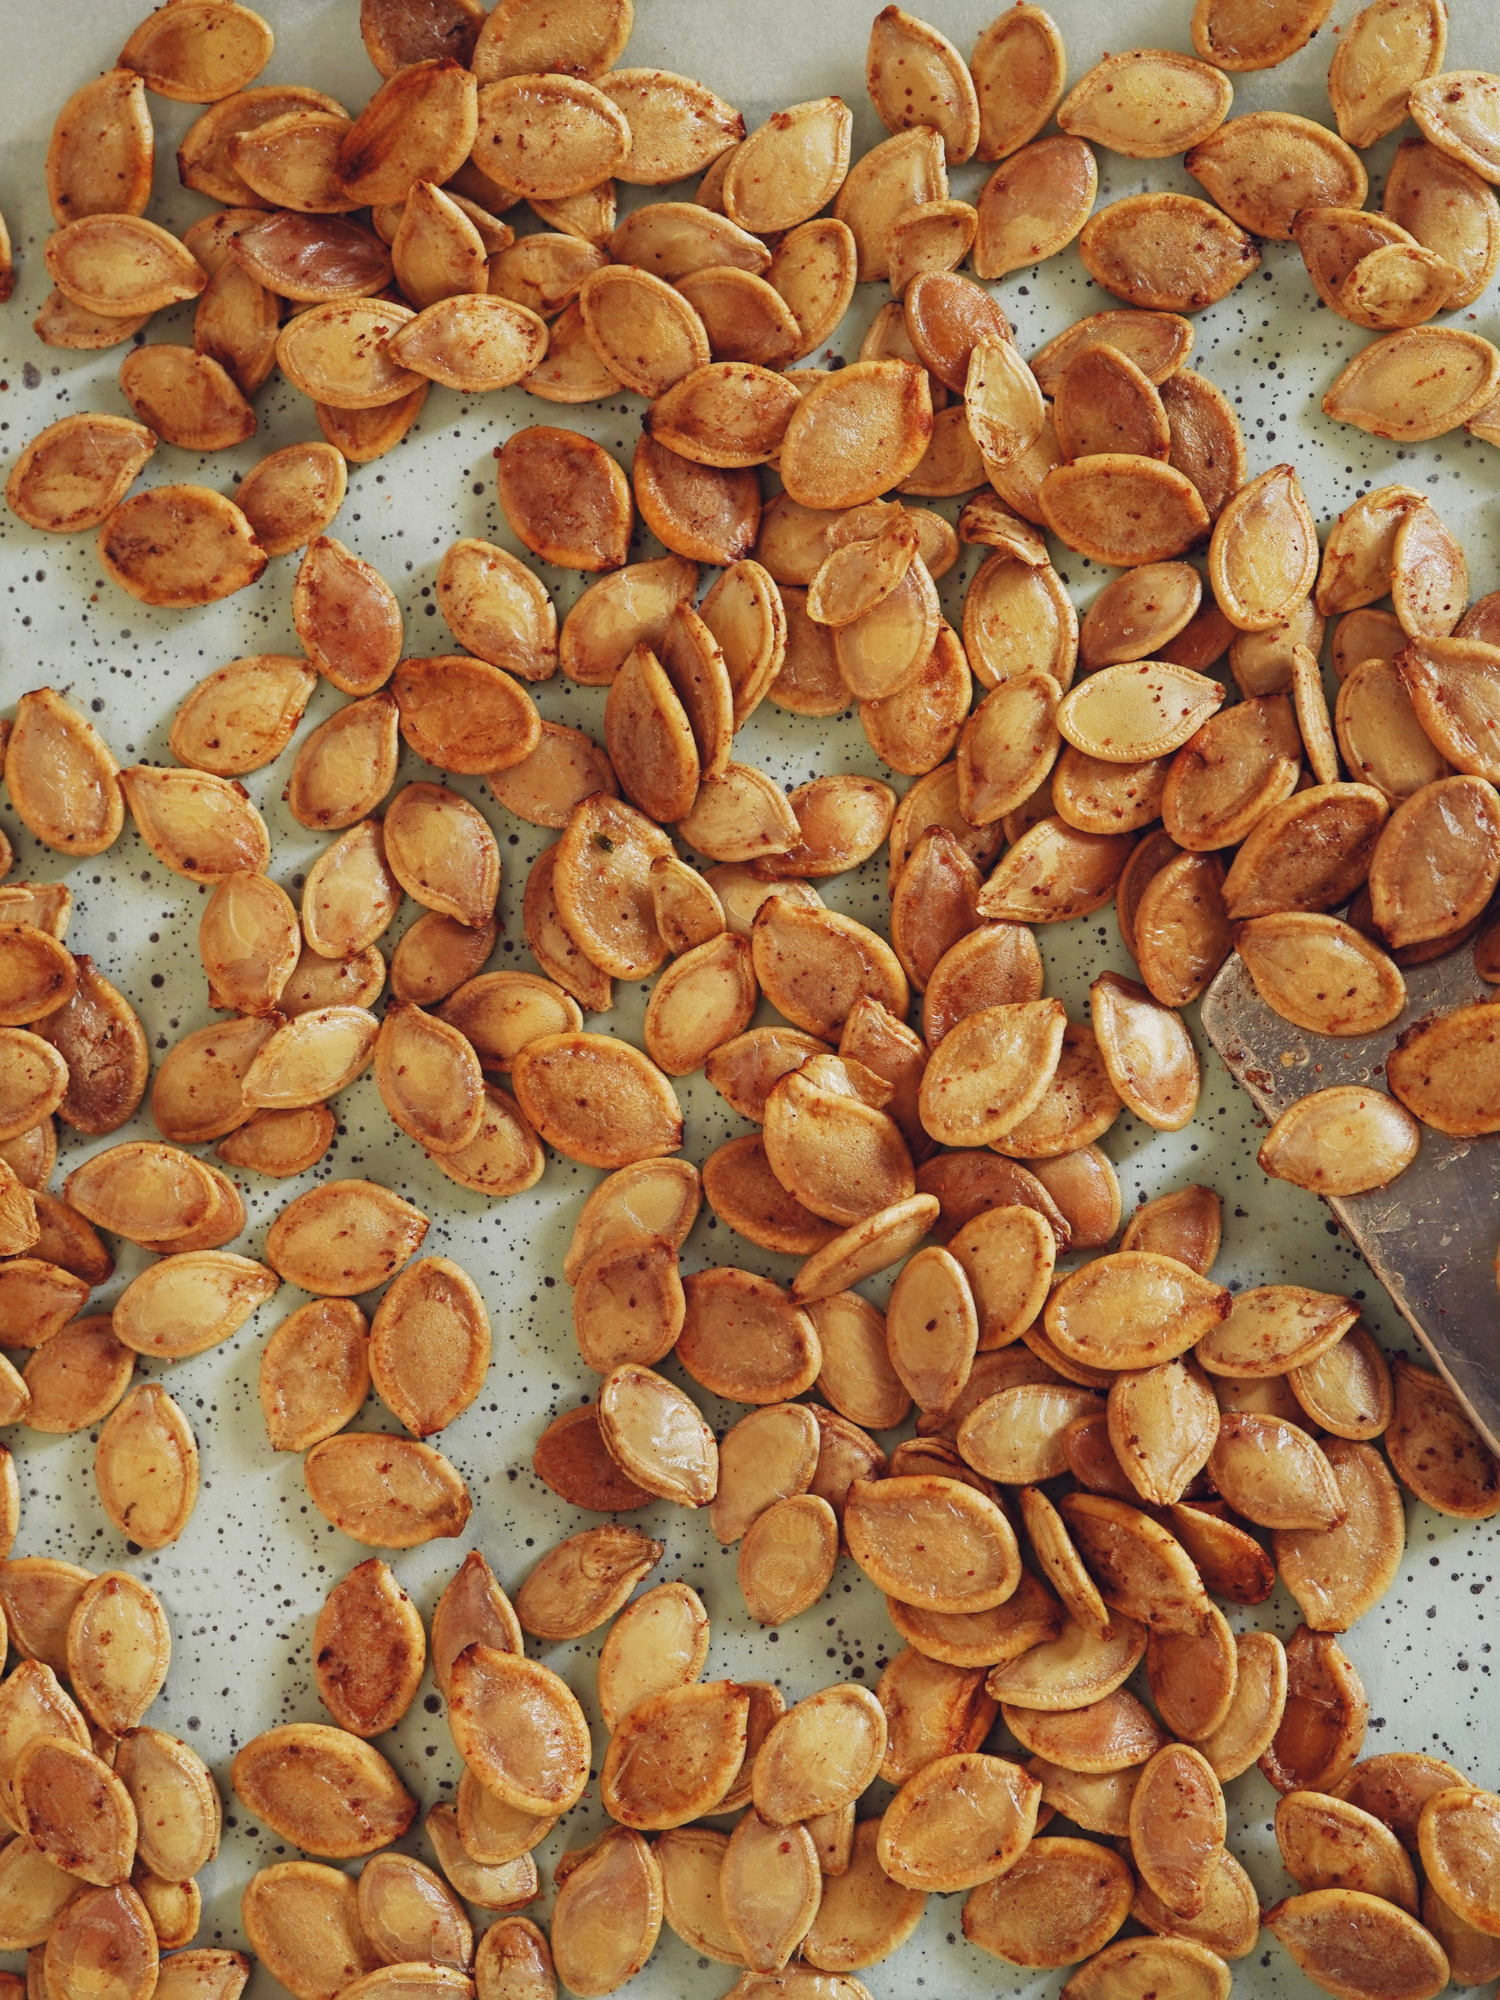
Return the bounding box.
[0,1561,239,2000]
[7,0,1500,1994]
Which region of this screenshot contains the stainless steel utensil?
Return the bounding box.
[1201,947,1500,1453]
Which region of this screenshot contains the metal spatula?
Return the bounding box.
[1200,947,1500,1454]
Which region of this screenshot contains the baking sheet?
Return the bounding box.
[2,1,1500,1995]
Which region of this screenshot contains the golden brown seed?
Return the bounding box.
[275,297,423,410]
[1060,50,1230,157]
[959,1383,1106,1485]
[846,1474,1020,1613]
[1385,136,1499,310]
[1064,1937,1232,2000]
[877,1752,1041,1893]
[865,6,978,162]
[1107,1358,1220,1506]
[33,290,151,352]
[112,1253,279,1362]
[971,2,1066,160]
[1259,1088,1421,1196]
[0,1261,84,1354]
[711,1403,820,1546]
[21,1319,132,1436]
[546,1827,661,1996]
[1055,342,1172,466]
[1386,1357,1500,1517]
[1296,207,1421,320]
[1132,1848,1259,1964]
[266,1180,428,1295]
[294,539,403,699]
[354,1853,470,1972]
[231,1725,414,1862]
[369,1256,490,1437]
[428,1554,522,1707]
[1041,453,1210,570]
[0,925,74,1030]
[257,1300,366,1452]
[1129,1744,1227,1922]
[1386,1000,1500,1135]
[1186,112,1366,242]
[315,385,429,460]
[448,1647,589,1819]
[46,65,153,225]
[1369,772,1500,949]
[1326,325,1500,440]
[112,1729,219,1889]
[496,423,633,571]
[1209,1414,1347,1530]
[1146,1604,1239,1744]
[595,1362,716,1507]
[729,1491,834,1624]
[5,690,122,857]
[391,180,490,309]
[238,1863,382,2000]
[1286,1326,1393,1443]
[511,1031,681,1168]
[1412,1786,1500,1949]
[1192,1629,1289,1783]
[1210,465,1320,633]
[1338,1757,1478,1852]
[304,1433,470,1548]
[390,913,499,1010]
[801,1814,925,1968]
[973,136,1099,281]
[456,1767,555,1872]
[1336,653,1449,800]
[1276,1436,1406,1632]
[1262,1889,1448,2000]
[676,1266,820,1404]
[532,1405,655,1515]
[918,997,1067,1149]
[599,1680,749,1832]
[1222,780,1390,920]
[645,360,801,471]
[433,1083,545,1200]
[1079,192,1260,312]
[882,1245,978,1416]
[595,1581,709,1733]
[964,1834,1133,1968]
[1046,1252,1229,1372]
[1001,1681,1165,1772]
[489,727,614,834]
[171,658,317,784]
[1392,503,1468,640]
[572,1232,686,1371]
[95,1385,199,1550]
[833,125,949,283]
[1422,1879,1500,1988]
[117,765,269,884]
[438,537,557,681]
[1081,568,1201,675]
[60,1572,165,1743]
[373,1002,486,1155]
[1235,911,1405,1036]
[779,361,933,511]
[312,1560,425,1739]
[6,413,156,536]
[1057,1493,1212,1636]
[515,1523,662,1645]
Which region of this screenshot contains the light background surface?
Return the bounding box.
[1,1,1499,1995]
